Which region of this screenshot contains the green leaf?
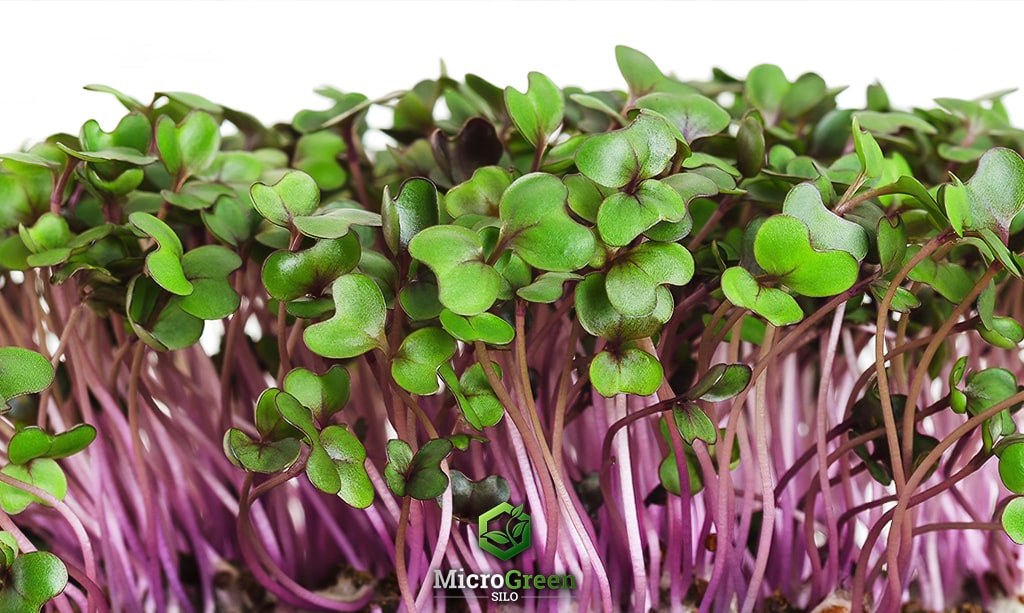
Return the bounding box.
[0,459,67,515]
[438,310,514,345]
[852,116,884,178]
[451,471,510,522]
[407,439,454,500]
[614,46,693,98]
[399,279,443,321]
[516,272,581,303]
[745,64,789,120]
[382,178,438,253]
[294,206,382,240]
[262,234,361,302]
[408,225,500,316]
[606,242,694,317]
[635,93,730,143]
[979,316,1024,349]
[304,274,387,359]
[959,147,1024,242]
[1003,497,1024,544]
[391,328,457,395]
[129,212,193,296]
[721,266,803,327]
[575,273,673,341]
[294,131,347,190]
[284,366,351,422]
[178,245,242,320]
[999,443,1024,495]
[505,72,564,148]
[576,111,677,189]
[250,171,320,229]
[125,276,204,352]
[7,425,96,465]
[384,439,414,497]
[782,183,869,260]
[446,166,513,218]
[686,363,753,402]
[0,348,54,410]
[223,429,301,474]
[672,403,717,445]
[0,551,68,612]
[499,173,595,271]
[156,111,221,177]
[590,346,663,397]
[877,216,907,274]
[736,114,766,177]
[447,362,505,430]
[319,425,374,509]
[754,215,860,297]
[597,179,686,247]
[84,84,146,112]
[854,110,938,135]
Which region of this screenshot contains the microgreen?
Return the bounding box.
[3,49,1024,613]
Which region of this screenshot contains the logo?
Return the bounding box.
[477,502,531,561]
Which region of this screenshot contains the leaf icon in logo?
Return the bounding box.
[483,530,511,545]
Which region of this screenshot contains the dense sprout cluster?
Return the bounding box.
[2,46,1024,612]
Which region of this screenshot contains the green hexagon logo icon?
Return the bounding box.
[478,502,531,561]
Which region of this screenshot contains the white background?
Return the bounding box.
[3,1,1024,150]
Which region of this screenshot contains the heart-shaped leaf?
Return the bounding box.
[446,166,513,218]
[319,425,374,509]
[754,215,859,297]
[126,276,204,352]
[440,362,505,430]
[408,225,500,316]
[202,195,258,248]
[304,273,387,359]
[399,279,443,321]
[382,178,438,253]
[223,429,301,474]
[160,182,234,212]
[7,425,96,465]
[391,328,457,395]
[250,171,320,229]
[635,93,731,144]
[178,245,241,320]
[575,273,673,341]
[438,310,514,345]
[0,459,67,515]
[19,214,71,258]
[451,470,510,522]
[606,242,694,316]
[284,366,351,421]
[129,212,193,296]
[672,403,717,445]
[0,348,53,410]
[262,233,361,302]
[499,173,595,272]
[590,346,663,397]
[745,64,789,121]
[156,111,221,177]
[954,147,1024,243]
[721,266,804,327]
[294,131,347,190]
[686,364,753,402]
[597,179,686,247]
[505,72,564,148]
[782,183,869,260]
[0,551,68,612]
[577,111,677,189]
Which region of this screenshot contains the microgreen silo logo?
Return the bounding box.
[478,502,530,561]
